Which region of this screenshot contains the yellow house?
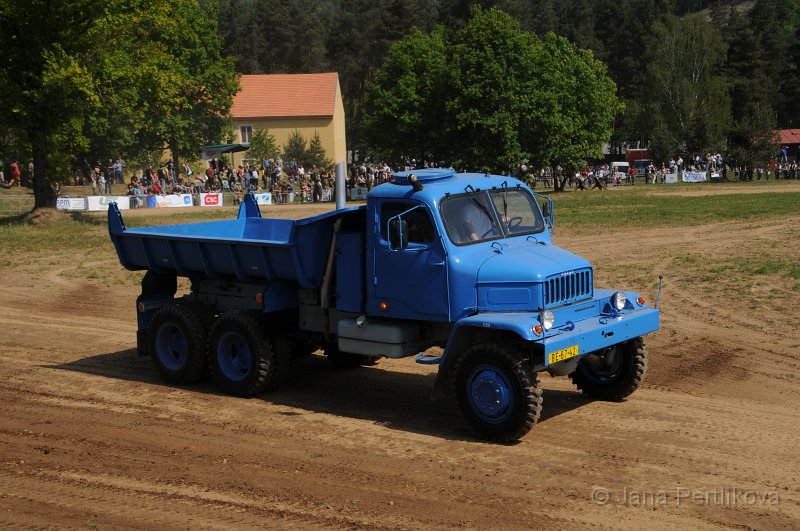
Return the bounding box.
[229,73,347,172]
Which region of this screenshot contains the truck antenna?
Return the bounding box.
[654,275,664,308]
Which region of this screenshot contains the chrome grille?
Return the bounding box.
[544,268,593,307]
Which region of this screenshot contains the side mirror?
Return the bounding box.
[389,218,409,250]
[540,201,551,218]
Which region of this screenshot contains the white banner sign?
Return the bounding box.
[56,197,86,211]
[665,173,678,184]
[199,193,223,207]
[86,195,130,211]
[321,189,333,202]
[682,171,707,183]
[350,187,368,200]
[146,194,193,208]
[253,192,272,205]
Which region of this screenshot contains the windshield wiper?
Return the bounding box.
[464,185,494,224]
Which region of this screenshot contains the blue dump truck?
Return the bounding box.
[109,168,659,442]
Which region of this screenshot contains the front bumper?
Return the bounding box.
[540,308,659,366]
[451,306,659,366]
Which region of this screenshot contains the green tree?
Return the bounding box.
[721,4,780,166]
[246,129,280,163]
[306,131,332,171]
[445,7,552,171]
[136,0,240,176]
[0,0,109,207]
[282,130,307,166]
[535,33,624,190]
[362,27,448,162]
[0,0,238,208]
[363,7,622,184]
[643,14,730,159]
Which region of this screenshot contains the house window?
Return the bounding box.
[240,125,253,144]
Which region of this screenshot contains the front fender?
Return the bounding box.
[431,314,536,401]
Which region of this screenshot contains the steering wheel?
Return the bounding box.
[506,216,523,228]
[480,226,497,239]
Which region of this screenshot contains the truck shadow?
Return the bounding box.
[50,349,593,442]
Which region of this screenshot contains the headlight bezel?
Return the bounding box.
[541,309,555,330]
[612,291,627,311]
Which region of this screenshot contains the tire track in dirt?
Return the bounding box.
[1,207,799,529]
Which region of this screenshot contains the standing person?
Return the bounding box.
[90,165,99,194]
[157,164,167,191]
[9,160,21,187]
[113,159,123,184]
[97,171,106,195]
[183,162,193,183]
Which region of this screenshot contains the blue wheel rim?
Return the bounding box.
[217,331,252,382]
[466,364,515,424]
[155,322,189,371]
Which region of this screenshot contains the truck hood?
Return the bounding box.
[476,240,592,284]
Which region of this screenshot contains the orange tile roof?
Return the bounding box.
[779,129,800,144]
[231,73,339,118]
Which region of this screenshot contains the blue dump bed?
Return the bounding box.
[108,195,363,289]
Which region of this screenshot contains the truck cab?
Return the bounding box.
[109,168,660,442]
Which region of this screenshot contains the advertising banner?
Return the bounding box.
[145,194,193,208]
[350,187,368,200]
[56,197,86,211]
[86,196,130,211]
[199,193,223,207]
[665,173,678,184]
[254,192,272,206]
[682,171,707,183]
[321,189,333,202]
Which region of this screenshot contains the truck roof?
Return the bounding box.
[369,168,529,203]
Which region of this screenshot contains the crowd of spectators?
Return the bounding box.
[6,148,798,203]
[123,157,344,208]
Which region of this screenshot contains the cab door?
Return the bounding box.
[370,200,449,321]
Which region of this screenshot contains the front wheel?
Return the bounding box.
[453,344,542,443]
[569,337,647,401]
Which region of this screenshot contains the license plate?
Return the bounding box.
[548,344,579,365]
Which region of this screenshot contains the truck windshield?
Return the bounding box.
[440,188,545,245]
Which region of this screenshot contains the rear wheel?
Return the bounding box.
[148,304,209,384]
[208,312,290,396]
[569,337,647,401]
[453,343,542,443]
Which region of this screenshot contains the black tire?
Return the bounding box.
[323,344,373,369]
[147,303,209,385]
[208,312,289,397]
[569,337,647,401]
[452,343,542,443]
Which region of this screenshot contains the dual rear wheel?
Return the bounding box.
[147,305,290,396]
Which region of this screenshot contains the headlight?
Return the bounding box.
[612,291,627,311]
[542,310,555,330]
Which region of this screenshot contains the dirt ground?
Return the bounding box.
[1,198,799,529]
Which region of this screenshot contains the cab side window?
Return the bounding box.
[380,202,435,243]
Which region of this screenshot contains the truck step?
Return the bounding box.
[415,354,442,365]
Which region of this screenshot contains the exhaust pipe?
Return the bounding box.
[335,161,346,210]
